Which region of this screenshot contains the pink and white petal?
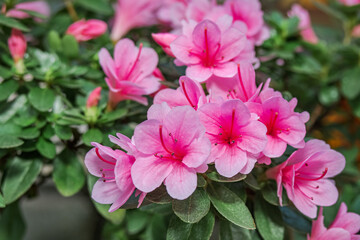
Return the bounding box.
[237,120,268,154]
[198,102,223,134]
[297,179,339,207]
[220,27,246,61]
[147,102,172,121]
[292,184,318,218]
[186,64,213,82]
[98,48,118,87]
[170,36,200,64]
[133,119,162,154]
[192,20,221,54]
[316,229,351,240]
[109,186,136,212]
[212,62,237,78]
[92,180,121,204]
[277,116,306,146]
[137,192,147,208]
[154,88,189,108]
[239,154,257,174]
[195,163,209,173]
[263,135,287,158]
[220,100,251,128]
[182,136,211,168]
[179,76,206,108]
[131,155,174,193]
[215,146,247,178]
[330,203,360,234]
[163,106,205,147]
[85,148,114,177]
[287,139,330,165]
[164,163,197,200]
[130,47,159,80]
[114,154,135,191]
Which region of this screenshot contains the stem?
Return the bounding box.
[64,0,78,22]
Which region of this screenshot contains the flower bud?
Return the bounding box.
[8,29,27,63]
[86,87,102,108]
[66,19,107,42]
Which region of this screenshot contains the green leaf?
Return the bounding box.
[319,86,340,106]
[341,68,360,100]
[36,137,56,159]
[19,127,40,140]
[53,149,85,197]
[2,157,42,204]
[42,125,55,139]
[280,206,311,233]
[207,182,255,229]
[166,212,215,240]
[0,15,30,32]
[166,215,192,240]
[75,0,113,15]
[0,65,13,79]
[219,220,254,240]
[261,182,289,206]
[16,9,46,19]
[0,136,23,149]
[254,195,284,240]
[146,185,172,204]
[98,108,128,124]
[0,95,27,124]
[28,88,56,112]
[126,210,149,234]
[54,124,72,140]
[0,193,5,208]
[0,202,26,240]
[48,30,62,52]
[188,211,215,240]
[172,188,210,223]
[197,175,206,187]
[244,173,260,190]
[82,128,103,146]
[207,172,246,183]
[0,80,18,102]
[62,35,79,58]
[87,175,126,225]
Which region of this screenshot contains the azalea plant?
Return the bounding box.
[0,0,359,240]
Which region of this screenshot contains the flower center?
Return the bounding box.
[267,110,279,136]
[155,125,182,161]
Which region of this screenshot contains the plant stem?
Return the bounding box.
[64,0,78,22]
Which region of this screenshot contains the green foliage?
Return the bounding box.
[0,202,26,240]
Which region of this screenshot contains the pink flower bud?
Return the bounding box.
[352,25,360,38]
[66,19,107,42]
[8,29,27,63]
[152,33,178,57]
[86,87,102,108]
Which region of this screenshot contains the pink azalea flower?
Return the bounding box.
[266,139,346,218]
[86,87,102,108]
[154,76,206,110]
[170,17,246,82]
[111,0,162,42]
[308,203,360,240]
[198,99,268,177]
[258,96,309,158]
[131,103,211,200]
[66,19,107,42]
[99,38,161,108]
[8,29,27,63]
[206,62,261,102]
[224,0,269,46]
[156,0,188,29]
[338,0,360,5]
[6,1,50,21]
[152,32,178,57]
[150,68,167,97]
[84,134,145,212]
[288,4,319,44]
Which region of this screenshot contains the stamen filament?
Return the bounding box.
[95,148,116,165]
[296,168,328,181]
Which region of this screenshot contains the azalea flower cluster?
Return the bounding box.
[86,36,346,225]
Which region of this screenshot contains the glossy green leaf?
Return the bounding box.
[0,80,18,102]
[188,211,215,240]
[0,136,23,149]
[207,182,255,229]
[53,149,85,197]
[82,128,103,146]
[48,30,62,52]
[254,195,284,240]
[261,182,289,206]
[167,215,192,240]
[0,95,27,124]
[219,220,257,240]
[36,137,56,159]
[207,172,246,183]
[98,108,128,124]
[0,15,30,31]
[146,185,172,204]
[0,193,5,208]
[172,188,210,223]
[54,124,72,140]
[62,35,79,58]
[28,88,56,112]
[0,202,26,240]
[19,127,40,140]
[75,0,113,15]
[341,68,360,100]
[2,157,42,204]
[126,210,149,234]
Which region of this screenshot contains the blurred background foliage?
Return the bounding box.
[0,0,359,239]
